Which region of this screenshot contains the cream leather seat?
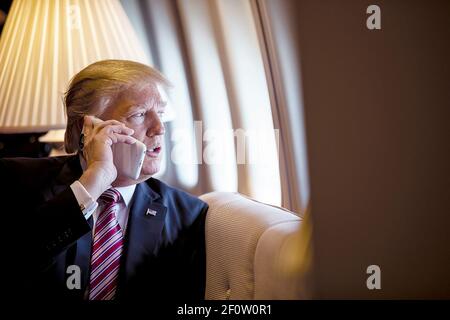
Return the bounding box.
[200,192,304,299]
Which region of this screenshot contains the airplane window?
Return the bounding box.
[123,0,285,204]
[176,0,238,193]
[211,0,281,205]
[252,0,309,212]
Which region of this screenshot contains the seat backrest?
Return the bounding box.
[200,192,302,299]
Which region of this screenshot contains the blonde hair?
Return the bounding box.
[63,59,169,153]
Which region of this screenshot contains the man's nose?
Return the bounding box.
[146,111,165,137]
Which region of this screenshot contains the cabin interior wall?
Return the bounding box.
[292,0,450,298]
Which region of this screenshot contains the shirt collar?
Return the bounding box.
[115,184,136,207]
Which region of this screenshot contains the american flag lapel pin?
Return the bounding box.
[146,208,157,216]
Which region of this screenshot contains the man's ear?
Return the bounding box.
[73,117,85,151]
[79,132,85,151]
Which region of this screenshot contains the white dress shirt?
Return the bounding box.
[69,156,137,236]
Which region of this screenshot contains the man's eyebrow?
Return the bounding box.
[126,104,146,112]
[126,100,166,113]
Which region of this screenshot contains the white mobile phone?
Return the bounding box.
[112,139,146,180]
[85,116,147,180]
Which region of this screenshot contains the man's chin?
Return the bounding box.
[140,162,160,177]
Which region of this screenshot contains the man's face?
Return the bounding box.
[102,84,166,179]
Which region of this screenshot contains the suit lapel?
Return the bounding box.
[120,181,167,288]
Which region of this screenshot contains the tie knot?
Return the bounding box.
[99,188,121,204]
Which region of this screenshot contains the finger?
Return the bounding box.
[94,119,124,131]
[101,132,137,146]
[112,133,137,145]
[100,124,134,136]
[85,118,119,136]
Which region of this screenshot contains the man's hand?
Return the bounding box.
[78,115,136,200]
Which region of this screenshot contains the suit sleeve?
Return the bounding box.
[32,187,92,270]
[0,159,92,273]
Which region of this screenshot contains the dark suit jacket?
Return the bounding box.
[0,155,208,301]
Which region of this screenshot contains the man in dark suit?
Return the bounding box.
[1,60,208,301]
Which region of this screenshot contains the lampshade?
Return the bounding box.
[0,0,174,134]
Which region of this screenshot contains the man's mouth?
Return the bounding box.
[146,142,162,158]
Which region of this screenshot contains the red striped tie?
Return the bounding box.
[88,188,123,300]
